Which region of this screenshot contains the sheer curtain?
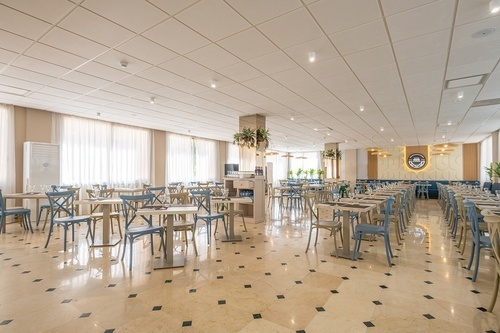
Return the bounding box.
[266,153,288,186]
[480,135,493,184]
[195,137,218,182]
[0,103,15,193]
[54,114,151,188]
[167,133,194,184]
[226,143,239,164]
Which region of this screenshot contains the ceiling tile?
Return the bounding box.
[0,29,33,53]
[176,0,250,41]
[59,7,134,47]
[258,8,323,49]
[95,50,152,74]
[247,51,297,75]
[77,61,130,82]
[40,27,109,59]
[308,0,382,35]
[136,67,185,86]
[451,15,500,50]
[185,44,241,70]
[393,29,450,62]
[82,0,167,33]
[304,57,351,80]
[227,0,302,25]
[24,43,87,69]
[61,71,111,89]
[218,28,278,61]
[381,0,439,16]
[283,37,340,67]
[116,36,178,66]
[329,20,390,56]
[12,56,70,77]
[0,4,52,39]
[399,52,447,76]
[386,0,454,42]
[217,62,264,83]
[143,18,211,55]
[344,45,395,72]
[159,56,211,79]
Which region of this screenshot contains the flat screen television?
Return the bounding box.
[224,163,239,176]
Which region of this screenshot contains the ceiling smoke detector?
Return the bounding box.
[120,61,128,68]
[472,27,497,38]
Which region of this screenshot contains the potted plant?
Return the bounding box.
[308,168,315,179]
[335,149,342,160]
[233,127,270,150]
[494,162,500,183]
[256,127,270,150]
[323,149,336,159]
[486,164,493,183]
[296,168,303,179]
[288,170,294,179]
[317,169,324,180]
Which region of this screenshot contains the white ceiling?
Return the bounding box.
[0,0,500,152]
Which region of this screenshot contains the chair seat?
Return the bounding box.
[197,213,224,220]
[173,220,195,229]
[4,207,31,215]
[354,223,384,235]
[53,215,90,224]
[221,209,244,216]
[125,224,163,235]
[314,220,341,229]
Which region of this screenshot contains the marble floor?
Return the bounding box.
[1,199,500,333]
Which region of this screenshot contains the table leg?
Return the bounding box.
[154,214,184,269]
[332,210,362,259]
[222,202,242,242]
[91,205,120,247]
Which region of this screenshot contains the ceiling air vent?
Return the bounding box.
[471,98,500,107]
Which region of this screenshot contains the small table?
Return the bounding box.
[137,204,198,269]
[212,197,252,242]
[76,198,123,247]
[2,192,46,232]
[317,201,376,259]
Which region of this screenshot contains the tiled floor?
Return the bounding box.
[1,199,500,332]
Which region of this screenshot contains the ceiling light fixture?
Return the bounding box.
[210,80,217,89]
[327,133,331,136]
[359,105,364,112]
[457,91,464,100]
[491,0,500,13]
[380,127,384,132]
[290,117,294,121]
[150,97,155,104]
[120,61,128,68]
[308,51,316,63]
[281,153,294,158]
[391,138,394,142]
[313,128,318,131]
[265,151,279,156]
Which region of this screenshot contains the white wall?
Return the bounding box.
[357,149,368,179]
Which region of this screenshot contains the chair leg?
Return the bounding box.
[384,236,392,267]
[221,217,229,239]
[87,221,94,244]
[190,228,198,256]
[332,230,339,258]
[488,273,500,312]
[121,237,127,261]
[467,243,475,270]
[44,222,54,248]
[129,238,134,271]
[63,225,68,252]
[305,227,314,253]
[241,214,247,232]
[213,219,219,235]
[460,230,468,255]
[42,210,50,231]
[472,245,481,282]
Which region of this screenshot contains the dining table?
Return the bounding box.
[211,196,252,242]
[137,204,198,269]
[2,192,46,232]
[76,198,123,247]
[317,201,377,259]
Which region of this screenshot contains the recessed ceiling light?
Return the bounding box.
[308,51,316,63]
[210,80,217,89]
[285,136,288,139]
[490,0,500,13]
[327,133,331,136]
[391,138,394,142]
[380,127,384,132]
[313,128,318,131]
[447,120,452,126]
[150,97,155,104]
[344,140,348,143]
[446,75,485,88]
[359,105,364,112]
[290,117,294,121]
[457,91,464,99]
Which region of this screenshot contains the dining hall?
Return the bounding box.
[1,1,500,332]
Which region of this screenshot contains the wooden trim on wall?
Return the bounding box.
[462,143,479,181]
[367,153,378,179]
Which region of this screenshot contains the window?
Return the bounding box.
[480,135,493,184]
[166,133,219,184]
[54,114,151,188]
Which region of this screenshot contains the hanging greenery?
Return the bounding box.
[233,127,270,149]
[322,148,342,160]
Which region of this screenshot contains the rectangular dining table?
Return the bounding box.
[211,196,252,242]
[76,198,123,247]
[137,204,198,269]
[317,201,377,259]
[2,192,46,232]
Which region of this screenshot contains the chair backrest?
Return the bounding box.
[484,214,500,270]
[382,196,396,232]
[190,190,212,214]
[170,192,189,205]
[46,190,77,219]
[483,182,492,191]
[0,189,5,215]
[146,186,167,204]
[121,193,155,229]
[290,183,303,196]
[463,200,480,241]
[492,183,500,194]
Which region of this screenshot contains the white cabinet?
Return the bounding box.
[224,177,265,223]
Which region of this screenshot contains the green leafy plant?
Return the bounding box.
[323,149,336,159]
[486,164,493,182]
[317,169,324,179]
[494,162,500,178]
[233,127,270,149]
[288,170,294,179]
[336,149,342,160]
[296,168,303,179]
[308,168,315,178]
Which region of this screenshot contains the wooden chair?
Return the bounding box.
[85,188,122,239]
[481,210,500,312]
[168,192,197,255]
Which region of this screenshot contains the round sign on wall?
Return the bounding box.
[407,153,426,170]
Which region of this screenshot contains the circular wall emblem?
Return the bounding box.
[407,153,426,169]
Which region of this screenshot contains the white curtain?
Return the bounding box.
[195,137,218,182]
[266,153,288,185]
[226,143,239,164]
[290,151,321,174]
[54,114,151,188]
[167,133,194,184]
[0,104,15,193]
[480,135,493,184]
